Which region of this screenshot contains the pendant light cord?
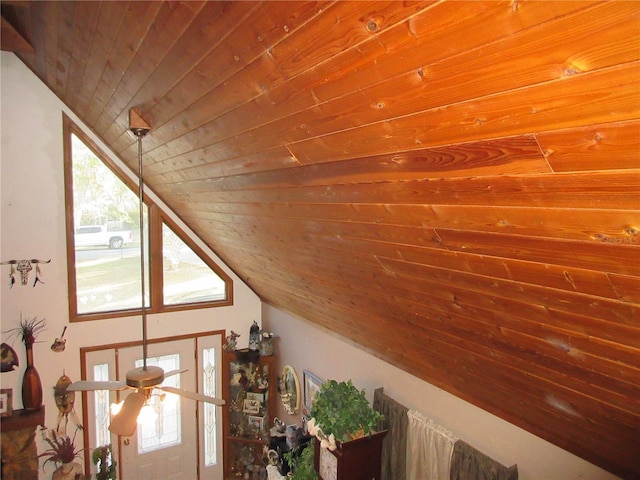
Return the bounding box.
[134,129,149,370]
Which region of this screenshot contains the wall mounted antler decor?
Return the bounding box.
[0,259,51,287]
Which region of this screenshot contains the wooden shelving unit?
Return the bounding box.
[222,351,276,479]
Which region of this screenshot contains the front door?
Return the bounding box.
[118,338,197,480]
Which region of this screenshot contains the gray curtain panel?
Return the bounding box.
[373,388,408,480]
[450,440,518,480]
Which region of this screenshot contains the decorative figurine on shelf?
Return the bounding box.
[248,321,260,352]
[259,329,276,356]
[1,258,51,287]
[224,331,241,351]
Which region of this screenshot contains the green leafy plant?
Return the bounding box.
[92,444,117,480]
[38,427,82,470]
[308,379,382,444]
[287,439,318,480]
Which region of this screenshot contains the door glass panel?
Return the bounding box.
[134,354,182,453]
[203,347,217,466]
[93,363,111,448]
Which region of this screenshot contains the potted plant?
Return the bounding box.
[307,379,382,447]
[92,444,117,480]
[39,427,84,480]
[306,379,385,479]
[285,439,318,480]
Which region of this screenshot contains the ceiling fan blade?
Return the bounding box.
[67,380,127,391]
[109,391,146,436]
[163,368,188,379]
[158,386,225,405]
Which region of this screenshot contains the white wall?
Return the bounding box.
[263,304,619,480]
[0,52,262,478]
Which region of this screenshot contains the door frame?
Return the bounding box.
[79,329,225,478]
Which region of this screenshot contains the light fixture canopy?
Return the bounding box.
[129,108,150,138]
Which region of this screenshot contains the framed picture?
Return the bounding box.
[303,370,324,413]
[246,391,264,405]
[0,388,13,417]
[243,398,261,414]
[248,415,264,432]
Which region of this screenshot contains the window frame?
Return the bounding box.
[63,115,233,323]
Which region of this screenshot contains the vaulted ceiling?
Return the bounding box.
[1,1,638,477]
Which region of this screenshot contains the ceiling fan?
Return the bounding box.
[67,110,225,437]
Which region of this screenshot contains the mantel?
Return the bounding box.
[1,407,45,431]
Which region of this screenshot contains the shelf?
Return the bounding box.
[0,407,45,432]
[222,351,277,478]
[226,435,269,445]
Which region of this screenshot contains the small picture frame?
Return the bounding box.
[303,370,324,413]
[0,388,13,417]
[243,398,261,414]
[246,391,264,405]
[248,415,264,432]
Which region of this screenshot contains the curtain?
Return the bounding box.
[450,440,518,480]
[374,388,408,480]
[407,410,458,480]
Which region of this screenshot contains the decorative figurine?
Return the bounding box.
[50,327,67,352]
[1,258,51,287]
[0,343,19,372]
[248,321,260,352]
[224,330,241,351]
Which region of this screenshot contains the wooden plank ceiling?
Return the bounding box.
[2,1,638,477]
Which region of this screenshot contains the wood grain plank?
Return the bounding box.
[90,1,206,139]
[159,170,640,211]
[173,194,637,249]
[270,1,437,79]
[145,1,619,167]
[141,1,332,154]
[51,1,76,94]
[231,240,640,387]
[74,2,127,120]
[608,273,640,304]
[434,228,640,277]
[83,1,164,128]
[151,136,548,184]
[289,62,640,163]
[538,121,640,172]
[62,2,102,111]
[193,214,640,339]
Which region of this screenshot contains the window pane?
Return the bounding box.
[162,223,226,305]
[71,134,149,314]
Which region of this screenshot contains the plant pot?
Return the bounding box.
[314,430,387,480]
[52,461,83,480]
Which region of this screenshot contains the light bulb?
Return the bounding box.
[137,402,158,424]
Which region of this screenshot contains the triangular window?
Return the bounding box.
[64,116,232,321]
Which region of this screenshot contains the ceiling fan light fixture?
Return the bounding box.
[126,365,165,389]
[110,400,124,416]
[137,402,158,425]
